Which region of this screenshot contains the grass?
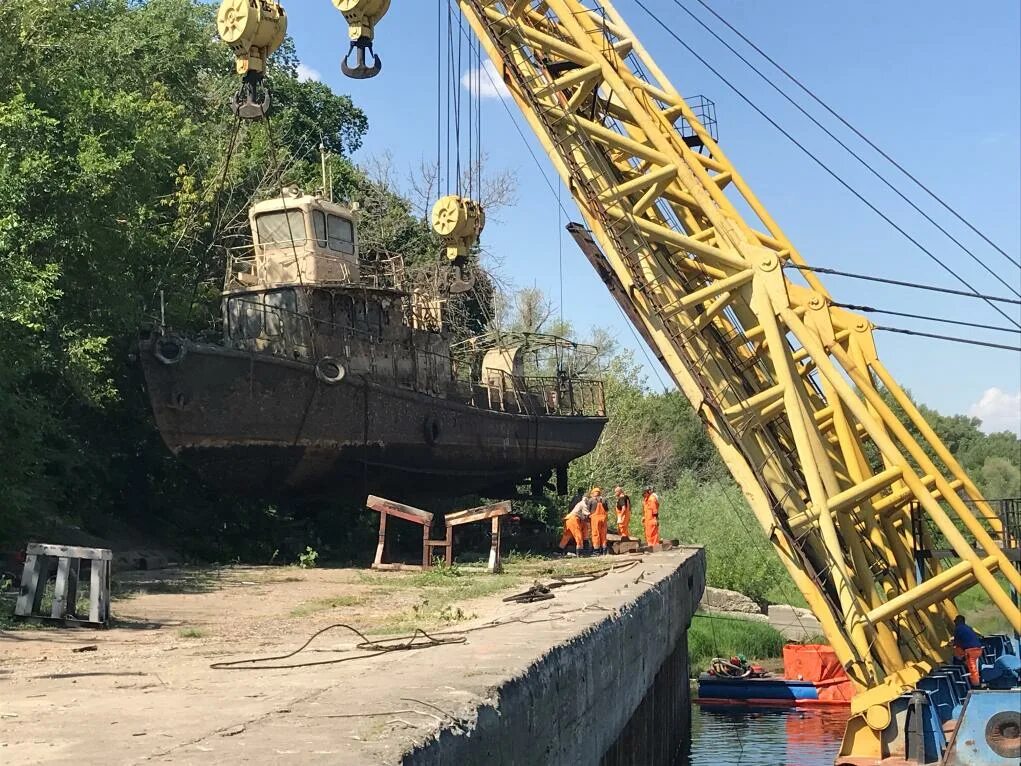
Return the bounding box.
[688,615,787,677]
[177,626,208,639]
[358,563,521,634]
[290,594,367,618]
[953,577,1016,636]
[658,473,800,607]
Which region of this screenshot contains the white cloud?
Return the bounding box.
[968,387,1021,435]
[296,63,322,83]
[461,60,510,99]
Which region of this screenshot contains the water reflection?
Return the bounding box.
[677,705,848,766]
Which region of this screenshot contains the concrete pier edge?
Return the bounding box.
[403,547,707,766]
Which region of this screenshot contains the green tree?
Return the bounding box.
[0,0,370,547]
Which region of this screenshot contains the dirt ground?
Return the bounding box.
[0,557,641,765]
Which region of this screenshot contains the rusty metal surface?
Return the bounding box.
[139,336,605,498]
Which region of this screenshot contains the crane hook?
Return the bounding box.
[342,39,382,79]
[231,71,272,121]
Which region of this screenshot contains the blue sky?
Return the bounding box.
[284,1,1021,433]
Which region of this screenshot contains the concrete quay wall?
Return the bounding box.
[405,547,706,766]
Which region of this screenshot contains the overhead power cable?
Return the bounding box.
[875,326,1020,353]
[783,263,1021,306]
[632,0,1020,330]
[832,302,1021,334]
[688,0,1019,269]
[669,0,1020,298]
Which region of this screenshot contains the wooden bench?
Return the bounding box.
[15,543,112,627]
[444,501,512,573]
[365,496,512,572]
[366,495,450,571]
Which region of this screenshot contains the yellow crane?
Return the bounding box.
[215,1,1019,762]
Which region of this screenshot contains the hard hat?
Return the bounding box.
[643,485,653,493]
[591,486,602,495]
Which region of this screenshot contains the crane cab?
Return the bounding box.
[244,188,360,288]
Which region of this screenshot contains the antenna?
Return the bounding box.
[319,142,333,202]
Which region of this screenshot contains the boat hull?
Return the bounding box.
[696,674,851,708]
[139,339,606,497]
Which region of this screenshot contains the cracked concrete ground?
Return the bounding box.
[1,552,699,765]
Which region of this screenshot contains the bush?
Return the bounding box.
[688,615,787,676]
[658,471,798,606]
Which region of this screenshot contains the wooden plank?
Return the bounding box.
[15,554,44,617]
[66,559,81,618]
[26,544,113,561]
[445,501,512,527]
[488,517,503,573]
[421,525,430,569]
[51,557,71,619]
[89,560,106,624]
[373,512,387,568]
[610,541,641,555]
[372,563,425,571]
[365,495,433,526]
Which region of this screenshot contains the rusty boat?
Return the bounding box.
[139,188,607,497]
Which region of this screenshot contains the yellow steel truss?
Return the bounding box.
[221,1,1020,760]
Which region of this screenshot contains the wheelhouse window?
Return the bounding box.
[312,209,328,247]
[255,210,307,250]
[327,214,354,253]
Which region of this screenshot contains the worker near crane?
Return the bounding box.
[558,491,591,556]
[952,614,985,687]
[642,486,660,546]
[588,487,610,555]
[614,486,631,539]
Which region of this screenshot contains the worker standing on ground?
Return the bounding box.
[614,486,631,539]
[588,487,609,555]
[952,614,985,687]
[642,485,660,546]
[558,491,591,556]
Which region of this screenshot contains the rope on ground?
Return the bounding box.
[211,561,644,670]
[502,559,643,603]
[209,623,466,671]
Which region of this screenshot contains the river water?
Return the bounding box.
[677,705,849,766]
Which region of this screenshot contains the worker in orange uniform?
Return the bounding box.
[588,487,610,555]
[557,491,590,556]
[952,614,985,687]
[614,486,631,539]
[642,485,660,546]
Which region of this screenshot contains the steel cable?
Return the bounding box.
[631,0,1021,330]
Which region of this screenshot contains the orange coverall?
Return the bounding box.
[559,500,589,551]
[643,492,660,545]
[589,497,609,550]
[616,495,631,538]
[953,645,984,686]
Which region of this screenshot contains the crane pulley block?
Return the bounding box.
[431,195,486,263]
[333,0,390,78]
[217,0,286,119]
[217,0,287,77]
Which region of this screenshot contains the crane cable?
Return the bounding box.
[686,0,1019,269]
[783,263,1021,306]
[831,303,1021,335]
[631,0,1021,331]
[667,0,1020,298]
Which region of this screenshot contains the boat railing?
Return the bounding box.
[225,244,406,291]
[461,369,605,417]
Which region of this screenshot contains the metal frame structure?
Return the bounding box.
[220,1,1020,761]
